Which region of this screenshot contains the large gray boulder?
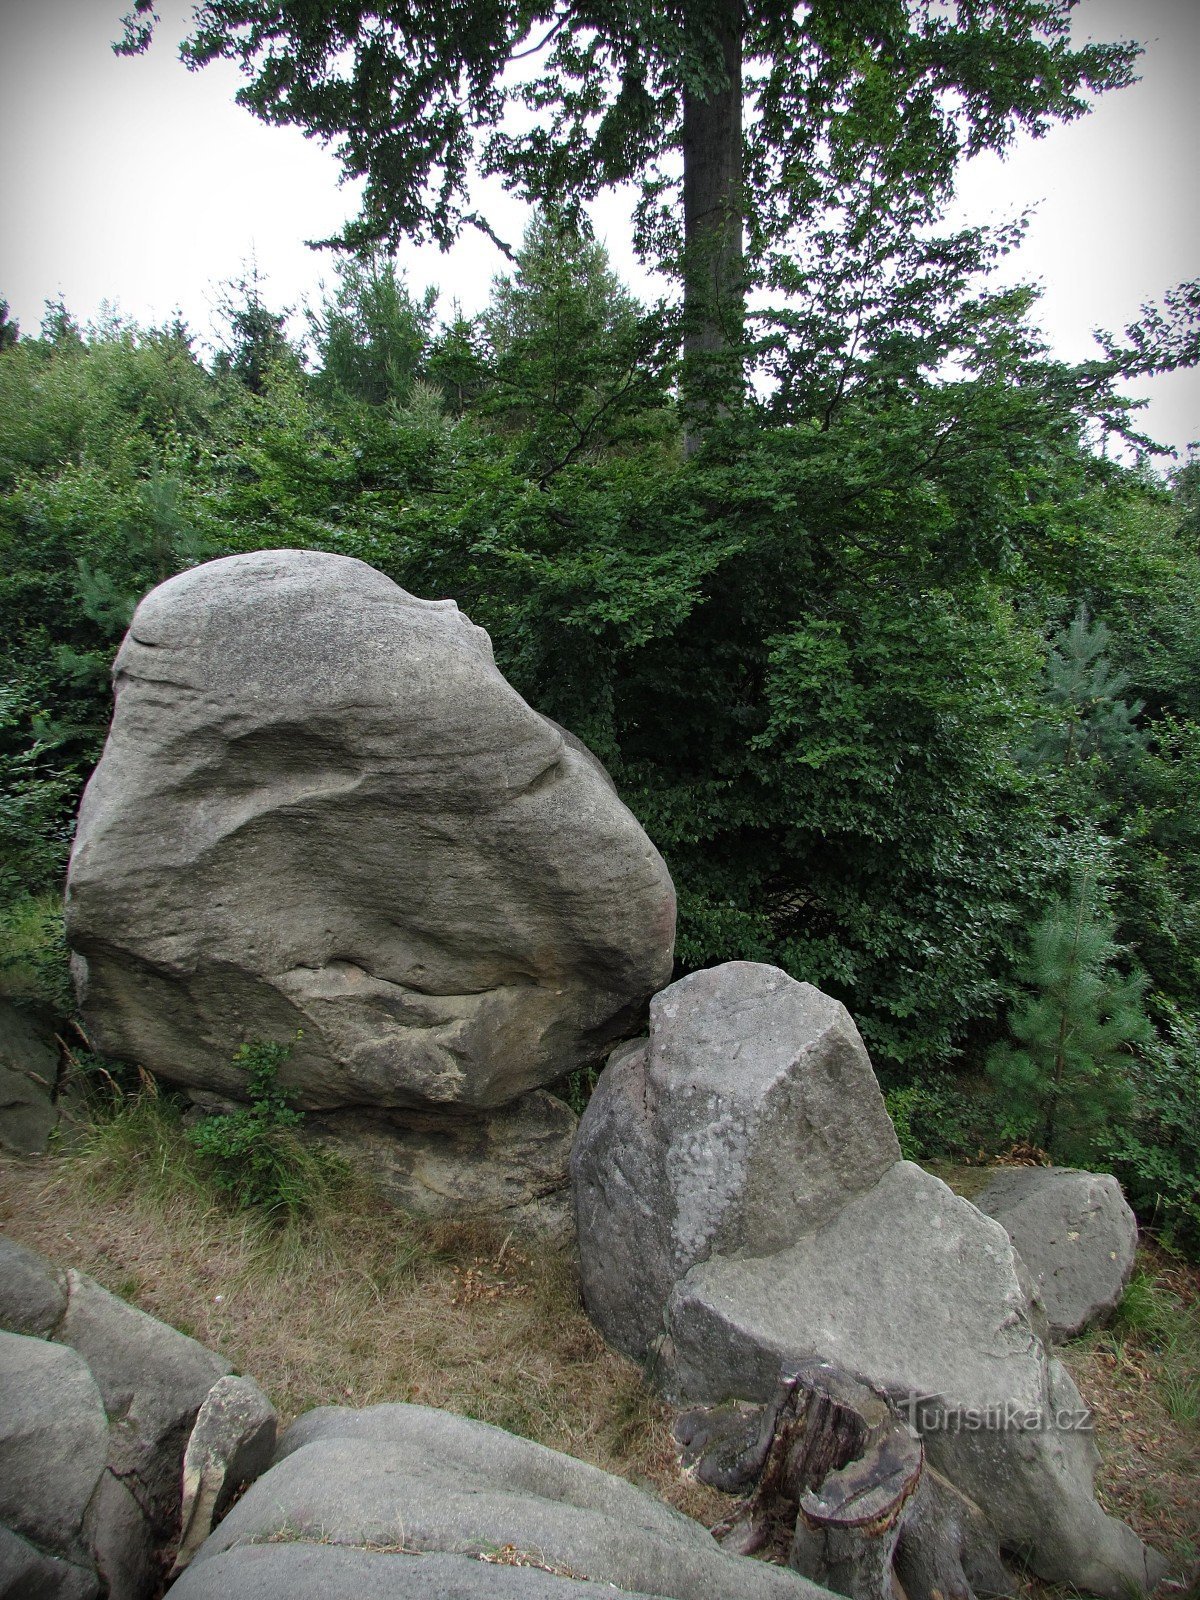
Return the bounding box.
[172,1401,829,1600]
[973,1166,1138,1341]
[66,550,675,1132]
[571,963,1164,1600]
[572,965,899,1359]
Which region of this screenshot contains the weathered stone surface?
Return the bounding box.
[57,1270,231,1526]
[66,549,675,1119]
[662,1162,1164,1600]
[174,1374,278,1573]
[0,1233,68,1337]
[973,1166,1138,1341]
[81,1469,156,1600]
[0,1329,109,1563]
[307,1090,577,1221]
[572,964,899,1360]
[170,1544,675,1599]
[0,1000,61,1155]
[0,1522,99,1600]
[183,1402,827,1600]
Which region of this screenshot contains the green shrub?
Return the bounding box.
[1101,999,1200,1255]
[185,1037,347,1221]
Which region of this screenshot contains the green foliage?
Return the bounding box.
[987,871,1152,1164]
[185,1038,346,1220]
[0,892,72,1013]
[307,252,436,407]
[1101,1000,1200,1254]
[1019,605,1146,771]
[481,208,672,475]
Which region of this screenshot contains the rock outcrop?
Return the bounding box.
[571,963,1164,1600]
[0,1236,276,1598]
[973,1165,1138,1341]
[170,1401,831,1600]
[573,966,899,1360]
[65,550,674,1216]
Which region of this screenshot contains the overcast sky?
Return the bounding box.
[1,0,1196,460]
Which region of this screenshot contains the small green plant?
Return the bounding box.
[884,1085,923,1161]
[185,1036,346,1221]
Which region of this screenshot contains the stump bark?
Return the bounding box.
[677,1361,1009,1600]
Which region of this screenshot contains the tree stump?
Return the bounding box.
[682,1361,923,1600]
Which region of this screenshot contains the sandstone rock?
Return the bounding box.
[180,1401,827,1600]
[572,964,899,1360]
[662,1160,1163,1599]
[66,550,675,1121]
[174,1374,278,1573]
[0,1241,275,1600]
[170,1544,674,1599]
[0,1522,99,1600]
[57,1270,232,1527]
[973,1166,1138,1341]
[0,1000,61,1155]
[571,965,1163,1599]
[307,1089,577,1221]
[0,1329,109,1565]
[0,1233,68,1337]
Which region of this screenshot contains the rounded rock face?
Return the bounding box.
[66,551,675,1113]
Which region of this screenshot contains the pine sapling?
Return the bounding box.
[987,871,1151,1164]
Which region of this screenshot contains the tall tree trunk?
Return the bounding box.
[681,0,744,451]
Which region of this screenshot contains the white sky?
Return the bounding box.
[1,0,1196,459]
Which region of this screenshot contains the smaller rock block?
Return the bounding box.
[307,1089,576,1221]
[572,963,899,1360]
[973,1166,1138,1341]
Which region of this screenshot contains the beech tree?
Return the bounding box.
[118,1,1137,417]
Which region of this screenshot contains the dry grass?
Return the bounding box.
[1061,1247,1200,1585]
[0,1103,726,1528]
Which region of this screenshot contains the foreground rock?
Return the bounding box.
[0,1235,276,1598]
[572,963,1164,1600]
[171,1401,829,1600]
[973,1166,1138,1341]
[66,551,675,1151]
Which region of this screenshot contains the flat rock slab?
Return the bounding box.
[573,964,899,1360]
[67,549,675,1117]
[184,1401,828,1600]
[663,1162,1162,1600]
[973,1166,1137,1340]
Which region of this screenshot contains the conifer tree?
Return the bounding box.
[1020,604,1145,770]
[987,869,1151,1163]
